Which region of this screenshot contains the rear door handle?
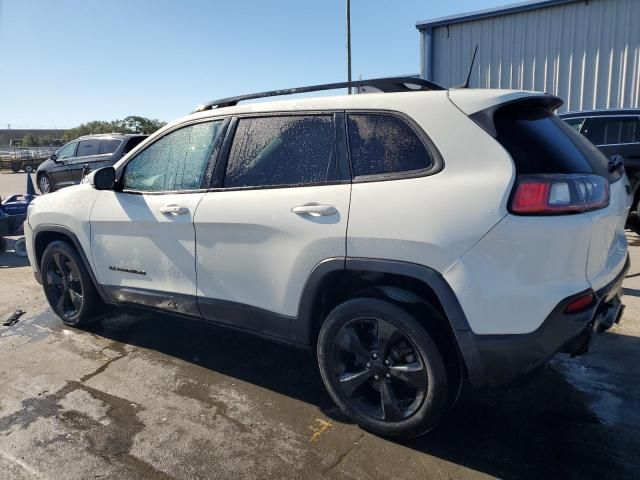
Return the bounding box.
[160,204,189,215]
[291,204,337,216]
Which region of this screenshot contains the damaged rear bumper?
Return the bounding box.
[457,255,630,390]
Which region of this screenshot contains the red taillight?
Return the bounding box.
[511,174,609,215]
[564,292,594,314]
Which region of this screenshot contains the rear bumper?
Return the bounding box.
[457,255,630,390]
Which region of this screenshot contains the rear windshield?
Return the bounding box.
[494,105,620,182]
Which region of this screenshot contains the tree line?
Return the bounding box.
[18,116,166,147]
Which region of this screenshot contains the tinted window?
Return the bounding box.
[56,142,77,160]
[494,105,618,181]
[583,117,640,145]
[123,136,146,154]
[224,115,336,188]
[98,139,121,154]
[76,139,100,157]
[124,121,222,192]
[347,114,432,177]
[563,117,585,132]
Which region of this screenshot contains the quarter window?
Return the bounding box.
[98,139,122,154]
[224,115,336,188]
[76,139,100,157]
[347,114,432,177]
[583,117,640,145]
[123,121,222,192]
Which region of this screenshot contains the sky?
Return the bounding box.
[0,0,512,129]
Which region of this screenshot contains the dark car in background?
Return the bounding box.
[559,109,640,213]
[36,133,147,193]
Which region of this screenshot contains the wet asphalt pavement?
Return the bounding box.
[0,200,639,477]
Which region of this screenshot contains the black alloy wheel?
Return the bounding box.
[317,298,448,439]
[41,241,100,326]
[332,317,427,421]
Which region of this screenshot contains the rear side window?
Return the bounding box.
[76,139,100,157]
[347,114,432,178]
[98,139,121,154]
[224,115,336,188]
[494,105,619,181]
[582,117,640,146]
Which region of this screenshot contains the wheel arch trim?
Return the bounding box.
[293,257,472,345]
[33,224,109,302]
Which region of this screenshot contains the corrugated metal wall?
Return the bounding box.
[426,0,640,112]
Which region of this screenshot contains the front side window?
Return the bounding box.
[76,139,100,157]
[123,121,222,192]
[347,114,432,178]
[224,115,336,188]
[57,142,78,160]
[98,139,122,154]
[583,117,640,145]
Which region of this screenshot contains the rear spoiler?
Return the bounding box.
[448,90,563,137]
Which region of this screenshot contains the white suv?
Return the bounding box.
[24,78,631,438]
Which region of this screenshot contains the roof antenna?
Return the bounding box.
[456,44,479,89]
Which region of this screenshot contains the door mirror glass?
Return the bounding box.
[92,167,116,190]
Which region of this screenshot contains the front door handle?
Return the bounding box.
[160,204,189,216]
[291,204,337,216]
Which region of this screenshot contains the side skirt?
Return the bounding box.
[102,285,294,344]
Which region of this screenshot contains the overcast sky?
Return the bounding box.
[0,0,511,128]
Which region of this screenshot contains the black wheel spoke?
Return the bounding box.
[380,380,404,421]
[336,327,370,363]
[46,270,64,286]
[339,369,374,397]
[52,252,66,276]
[69,289,83,310]
[389,362,427,393]
[56,289,67,312]
[376,319,400,357]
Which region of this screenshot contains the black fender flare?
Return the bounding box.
[292,257,471,345]
[33,224,110,303]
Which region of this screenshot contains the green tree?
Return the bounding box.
[39,135,54,146]
[62,116,166,142]
[21,132,39,146]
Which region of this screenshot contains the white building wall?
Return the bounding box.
[423,0,640,112]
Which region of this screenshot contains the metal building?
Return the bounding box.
[416,0,640,112]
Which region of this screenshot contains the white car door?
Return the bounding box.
[90,120,226,316]
[194,113,351,338]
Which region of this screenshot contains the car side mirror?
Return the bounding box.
[91,167,116,190]
[49,153,59,163]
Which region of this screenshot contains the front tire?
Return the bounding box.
[41,241,101,326]
[38,173,53,194]
[317,298,448,439]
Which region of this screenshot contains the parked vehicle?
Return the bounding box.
[24,77,631,438]
[559,109,640,214]
[36,134,147,194]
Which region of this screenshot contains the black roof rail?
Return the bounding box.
[192,76,445,113]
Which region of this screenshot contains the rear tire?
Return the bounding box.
[41,241,101,326]
[317,298,448,439]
